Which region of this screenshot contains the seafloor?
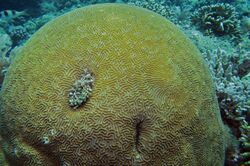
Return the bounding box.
[0,0,249,165]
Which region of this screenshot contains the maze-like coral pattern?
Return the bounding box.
[0,4,227,165]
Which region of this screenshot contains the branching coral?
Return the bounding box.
[203,48,250,165]
[7,25,30,46]
[191,3,241,38]
[0,33,12,88]
[0,33,12,53]
[0,56,10,87]
[127,0,174,20]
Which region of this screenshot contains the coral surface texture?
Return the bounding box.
[0,3,227,166]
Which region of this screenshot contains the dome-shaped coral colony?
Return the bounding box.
[0,3,227,165]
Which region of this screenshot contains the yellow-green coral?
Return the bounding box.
[0,3,227,165]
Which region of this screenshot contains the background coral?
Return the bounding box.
[7,25,30,46]
[0,4,227,165]
[0,33,12,54]
[203,48,250,165]
[241,17,250,32]
[127,0,174,20]
[191,3,241,39]
[0,33,12,88]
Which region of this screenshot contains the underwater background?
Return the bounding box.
[0,0,249,165]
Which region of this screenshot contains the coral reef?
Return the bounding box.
[0,33,12,87]
[186,28,234,53]
[0,34,12,54]
[7,25,30,46]
[40,0,82,11]
[203,48,250,165]
[0,4,227,165]
[127,0,174,20]
[191,3,241,39]
[0,56,9,87]
[241,17,250,32]
[39,0,118,13]
[238,59,250,78]
[127,0,193,25]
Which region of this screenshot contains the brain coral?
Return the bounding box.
[0,3,227,166]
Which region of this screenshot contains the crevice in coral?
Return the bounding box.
[135,119,143,153]
[134,113,146,154]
